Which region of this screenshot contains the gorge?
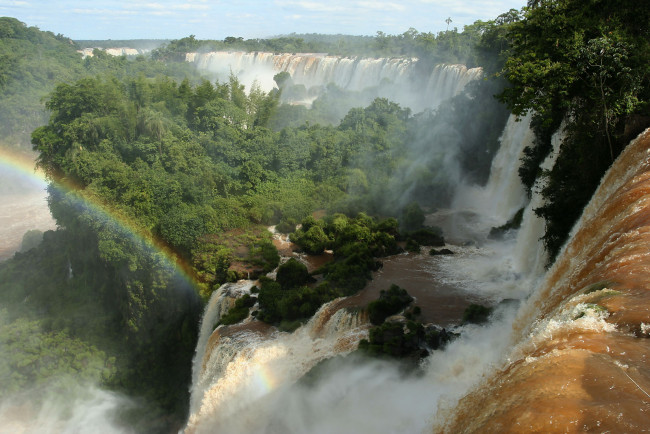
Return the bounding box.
[0,4,649,432]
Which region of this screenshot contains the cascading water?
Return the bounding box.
[424,112,548,306]
[185,85,572,431]
[512,123,565,276]
[187,51,481,112]
[442,128,650,432]
[190,280,256,410]
[452,113,532,231]
[186,296,370,433]
[430,113,567,306]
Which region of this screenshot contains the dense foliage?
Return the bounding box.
[76,39,168,51]
[0,227,201,427]
[255,213,402,330]
[0,312,116,399]
[0,17,83,147]
[0,17,200,151]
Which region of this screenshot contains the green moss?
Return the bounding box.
[573,303,608,320]
[583,281,614,294]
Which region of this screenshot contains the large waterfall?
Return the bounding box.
[186,294,370,433]
[442,128,650,432]
[187,51,482,112]
[450,113,533,237]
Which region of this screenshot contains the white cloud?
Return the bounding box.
[173,3,211,10]
[138,2,210,11]
[72,8,138,16]
[356,1,405,12]
[274,1,346,13]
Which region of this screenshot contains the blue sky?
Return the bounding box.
[0,0,526,40]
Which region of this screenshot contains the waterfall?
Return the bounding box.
[442,128,650,432]
[512,123,565,276]
[452,113,532,227]
[518,127,650,329]
[184,113,585,432]
[190,280,255,409]
[428,113,564,309]
[422,64,484,110]
[187,51,481,112]
[305,300,369,340]
[186,296,370,433]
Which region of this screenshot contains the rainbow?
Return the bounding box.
[0,146,200,291]
[0,147,48,189]
[251,362,279,395]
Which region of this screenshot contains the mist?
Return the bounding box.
[0,383,135,434]
[0,165,55,260]
[187,296,524,433]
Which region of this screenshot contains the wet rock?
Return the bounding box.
[429,248,454,256]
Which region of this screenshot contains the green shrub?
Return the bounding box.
[400,201,425,232]
[405,238,420,253]
[248,239,280,272]
[276,217,297,234]
[405,228,444,246]
[276,258,311,289]
[217,294,257,326]
[358,321,426,359]
[257,277,339,326]
[367,284,413,325]
[292,224,329,254]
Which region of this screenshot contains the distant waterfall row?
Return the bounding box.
[187,51,482,112]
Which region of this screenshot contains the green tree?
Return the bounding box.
[400,201,425,232]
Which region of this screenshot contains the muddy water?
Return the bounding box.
[343,251,488,326]
[0,191,55,260]
[272,230,492,326]
[442,129,650,433]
